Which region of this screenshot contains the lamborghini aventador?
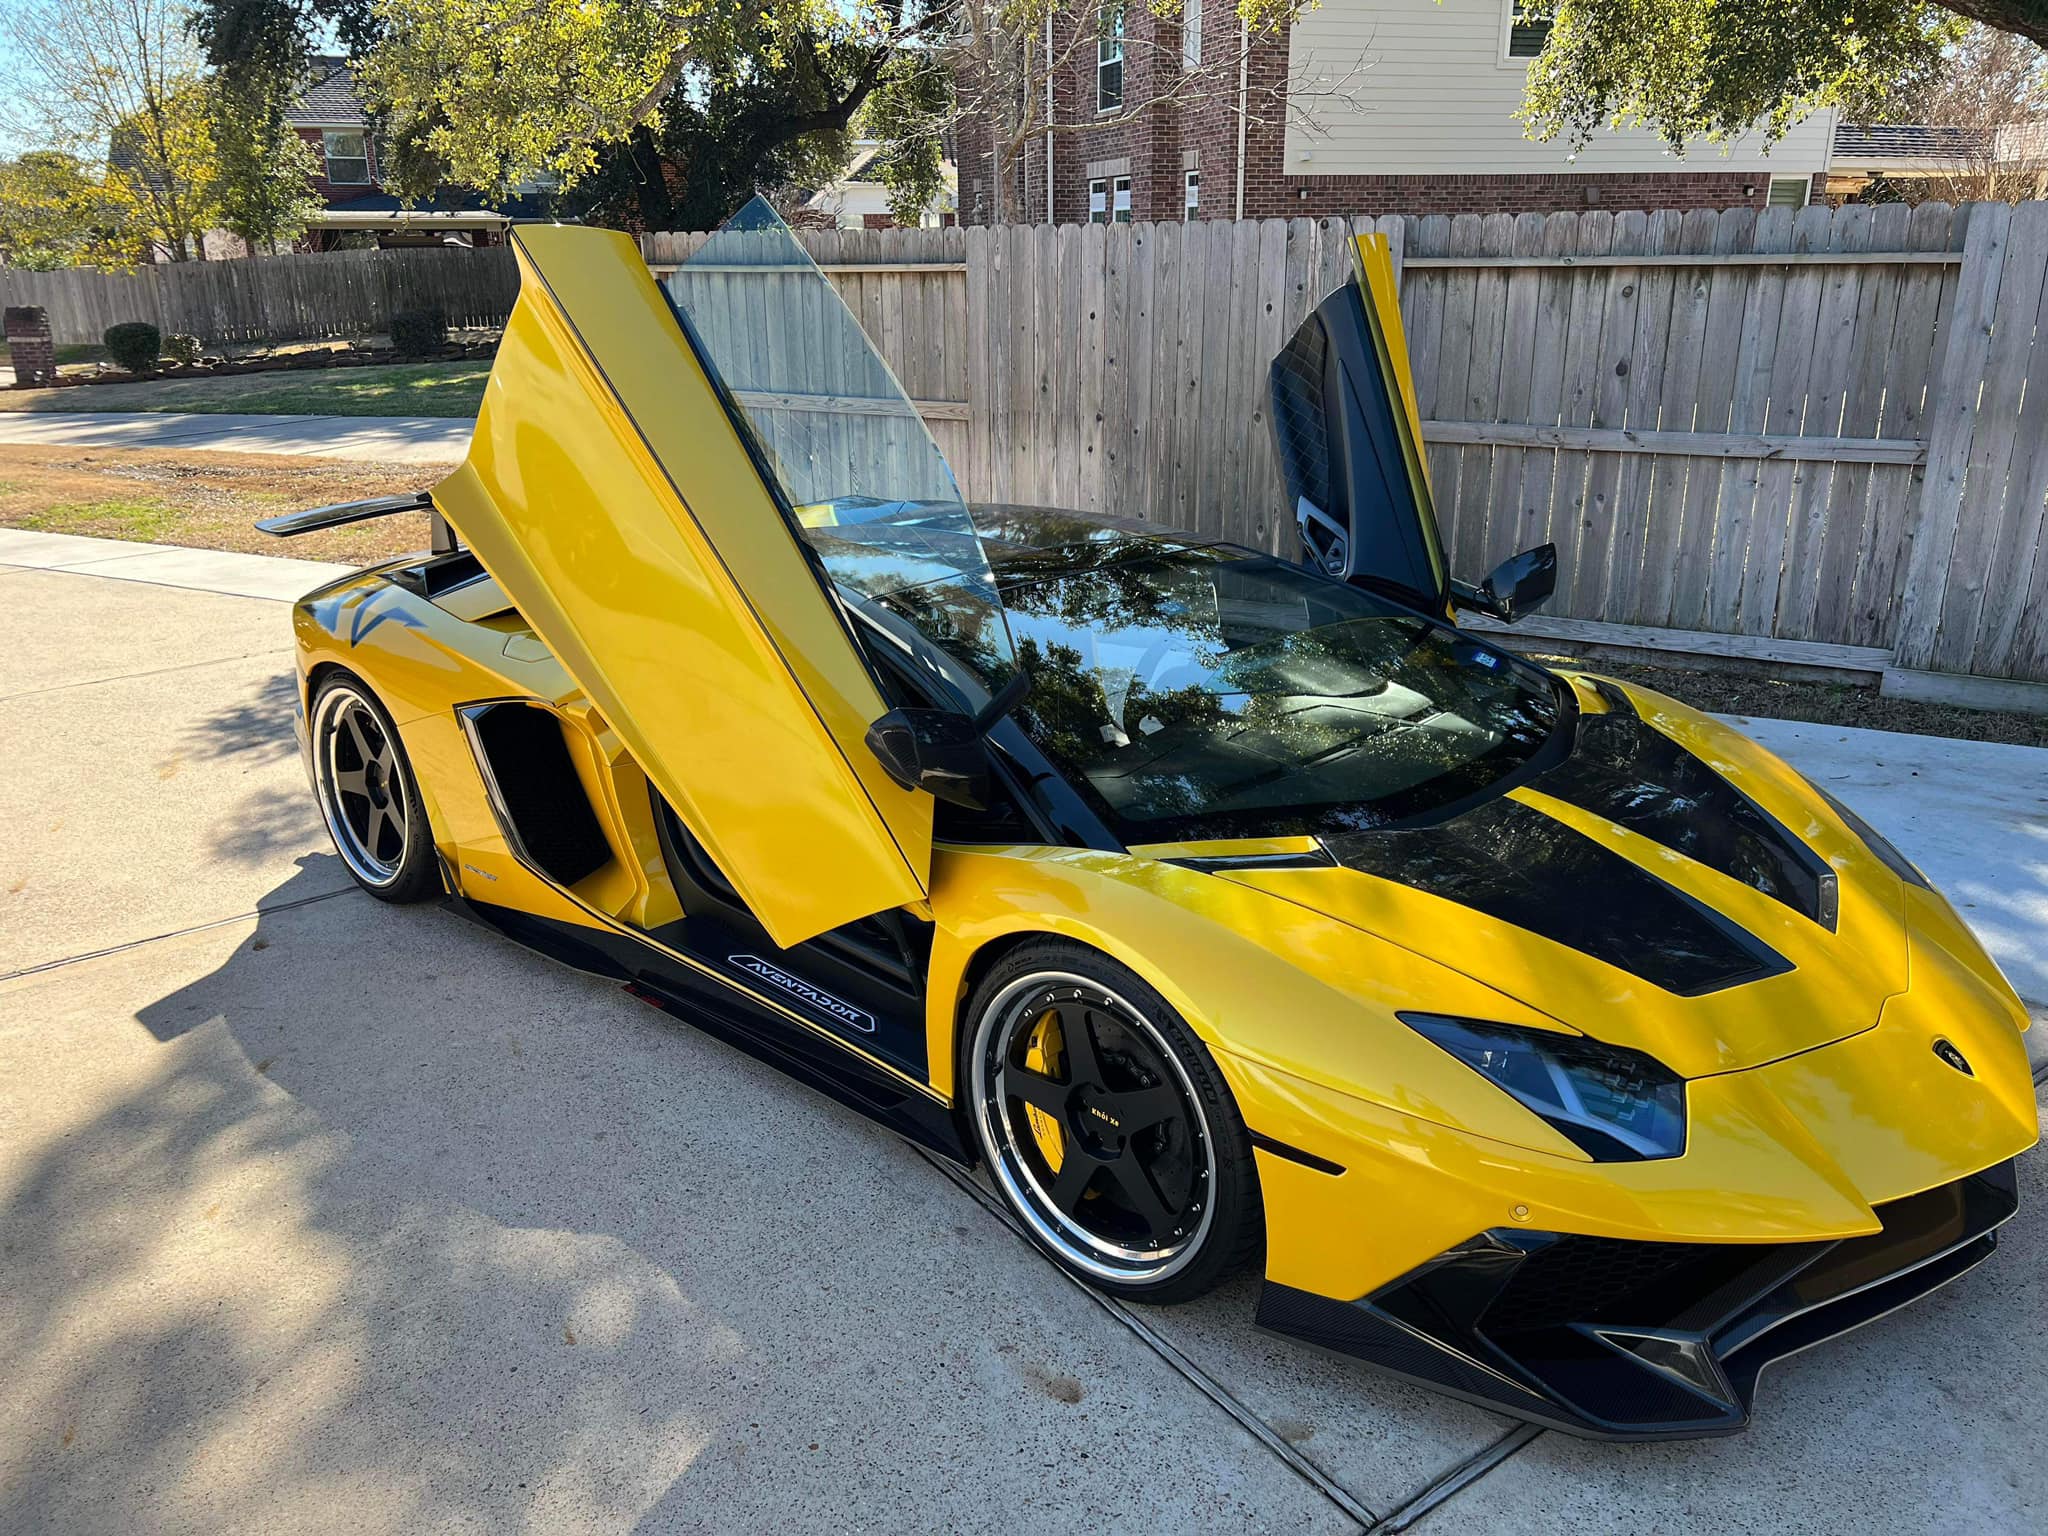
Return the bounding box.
[260,197,2037,1439]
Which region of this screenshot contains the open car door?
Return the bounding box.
[1267,233,1452,615]
[433,201,1012,949]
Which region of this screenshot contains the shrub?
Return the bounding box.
[103,321,161,373]
[389,308,447,357]
[163,333,201,367]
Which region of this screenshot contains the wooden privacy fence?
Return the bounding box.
[4,210,2043,692]
[640,205,2048,695]
[0,245,518,346]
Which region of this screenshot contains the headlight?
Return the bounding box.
[1811,785,1930,891]
[1398,1014,1686,1161]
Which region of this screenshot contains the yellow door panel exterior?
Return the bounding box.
[1353,231,1451,615]
[431,224,932,949]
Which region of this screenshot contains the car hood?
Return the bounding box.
[1210,678,1915,1079]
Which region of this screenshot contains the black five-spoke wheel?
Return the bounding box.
[967,942,1262,1302]
[310,672,438,903]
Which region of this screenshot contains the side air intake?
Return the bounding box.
[462,702,614,887]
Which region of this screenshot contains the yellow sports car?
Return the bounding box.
[263,199,2036,1439]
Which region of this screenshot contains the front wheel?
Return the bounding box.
[963,941,1263,1303]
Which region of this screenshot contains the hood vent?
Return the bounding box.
[1534,689,1838,930]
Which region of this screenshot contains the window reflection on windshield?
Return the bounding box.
[665,197,1015,698]
[889,547,1559,842]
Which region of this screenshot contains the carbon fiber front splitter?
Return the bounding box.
[1256,1159,2019,1439]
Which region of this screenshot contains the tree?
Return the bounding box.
[208,84,327,253]
[542,8,920,231]
[0,0,219,260]
[356,0,936,200]
[0,151,124,268]
[1509,3,2048,153]
[1873,23,2048,200]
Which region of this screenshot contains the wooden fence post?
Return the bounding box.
[1892,201,2011,671]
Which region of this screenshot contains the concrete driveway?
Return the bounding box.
[2,531,2043,1535]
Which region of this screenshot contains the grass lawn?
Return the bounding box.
[0,360,490,418]
[0,445,436,563]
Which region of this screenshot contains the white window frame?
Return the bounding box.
[1098,4,1125,114]
[1112,174,1133,223]
[1183,1,1202,74]
[321,128,371,185]
[1184,169,1200,220]
[1768,176,1812,209]
[1498,5,1553,66]
[1088,177,1109,224]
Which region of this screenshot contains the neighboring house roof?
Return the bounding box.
[804,141,959,221]
[1831,122,1995,167]
[288,56,370,127]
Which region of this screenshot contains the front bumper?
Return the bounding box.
[1257,1159,2018,1439]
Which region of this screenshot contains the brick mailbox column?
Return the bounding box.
[5,306,55,388]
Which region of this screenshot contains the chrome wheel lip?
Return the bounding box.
[311,685,408,888]
[970,969,1218,1286]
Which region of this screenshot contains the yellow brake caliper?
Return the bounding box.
[1024,1007,1066,1174]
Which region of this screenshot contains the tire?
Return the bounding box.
[309,671,439,903]
[962,939,1263,1304]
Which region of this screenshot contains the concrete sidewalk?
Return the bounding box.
[2,529,2042,1535]
[0,410,470,463]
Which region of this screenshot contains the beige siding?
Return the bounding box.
[1283,0,1834,177]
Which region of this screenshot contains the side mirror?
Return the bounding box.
[1453,543,1557,624]
[865,708,991,809]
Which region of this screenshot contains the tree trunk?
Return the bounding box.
[628,125,673,231]
[1942,0,2048,48]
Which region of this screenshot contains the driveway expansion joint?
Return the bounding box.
[916,1146,1381,1530]
[0,885,361,984]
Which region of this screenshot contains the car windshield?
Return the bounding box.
[882,537,1562,843]
[665,197,1016,701]
[668,199,1556,844]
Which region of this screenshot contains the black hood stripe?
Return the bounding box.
[1533,692,1838,930]
[1322,797,1791,997]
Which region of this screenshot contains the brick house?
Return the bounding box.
[288,57,383,215]
[958,1,1833,226]
[281,56,541,250]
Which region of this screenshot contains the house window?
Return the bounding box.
[1505,8,1553,60]
[1112,175,1132,222]
[1184,170,1200,219]
[322,129,371,185]
[1098,4,1125,113]
[1183,1,1202,73]
[1088,178,1108,224]
[1768,176,1812,208]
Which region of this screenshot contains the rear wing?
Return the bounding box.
[256,491,458,553]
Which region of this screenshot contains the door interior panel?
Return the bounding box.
[648,790,934,1079]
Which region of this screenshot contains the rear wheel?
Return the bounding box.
[964,941,1262,1303]
[310,673,438,903]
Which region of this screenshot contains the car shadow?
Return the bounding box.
[7,861,1426,1532]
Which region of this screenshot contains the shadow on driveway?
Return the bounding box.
[0,861,1351,1534]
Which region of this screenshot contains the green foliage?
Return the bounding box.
[207,77,328,253]
[2,0,219,261]
[0,152,123,270]
[104,322,164,373]
[164,334,204,366]
[389,308,448,356]
[359,0,920,218]
[1516,1,1968,149]
[359,0,744,193]
[862,50,952,227]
